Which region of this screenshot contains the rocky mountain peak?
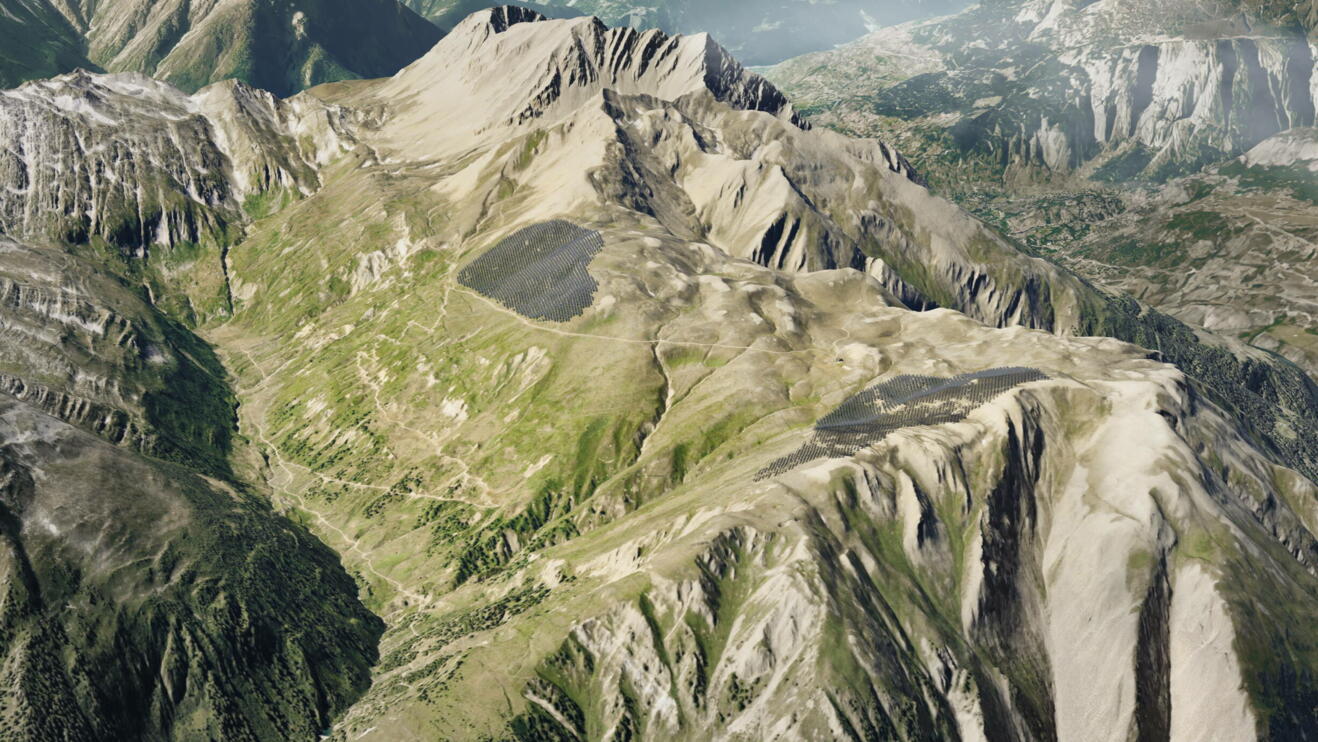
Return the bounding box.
[2,8,1318,741]
[0,70,227,254]
[382,6,804,145]
[5,69,198,120]
[482,3,551,34]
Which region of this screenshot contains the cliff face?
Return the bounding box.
[766,0,1317,184]
[505,372,1318,741]
[0,73,234,255]
[0,71,357,323]
[376,7,809,140]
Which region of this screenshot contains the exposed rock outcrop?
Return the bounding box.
[3,9,1318,740]
[767,0,1318,182]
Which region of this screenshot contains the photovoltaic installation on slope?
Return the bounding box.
[458,220,606,322]
[757,367,1048,480]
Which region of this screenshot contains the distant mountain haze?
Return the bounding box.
[412,0,975,64]
[0,0,978,93]
[764,0,1318,372]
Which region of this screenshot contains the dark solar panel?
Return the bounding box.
[458,220,605,321]
[756,367,1048,480]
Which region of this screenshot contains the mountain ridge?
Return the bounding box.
[407,0,974,66]
[762,0,1318,395]
[0,230,384,740]
[0,6,1316,740]
[0,0,442,95]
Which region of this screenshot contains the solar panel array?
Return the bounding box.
[756,367,1048,480]
[458,220,606,322]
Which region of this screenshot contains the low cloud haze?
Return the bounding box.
[423,0,975,64]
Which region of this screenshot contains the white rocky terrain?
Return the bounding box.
[766,0,1317,182]
[0,6,1316,741]
[764,0,1318,393]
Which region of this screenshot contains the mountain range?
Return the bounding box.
[0,0,977,91]
[0,2,1316,741]
[411,0,973,65]
[0,0,440,94]
[764,0,1318,374]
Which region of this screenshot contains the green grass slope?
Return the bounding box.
[88,0,443,96]
[0,233,384,740]
[0,0,95,88]
[0,0,442,95]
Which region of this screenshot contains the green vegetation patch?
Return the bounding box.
[1219,161,1318,205]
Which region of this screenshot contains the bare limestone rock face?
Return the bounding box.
[0,70,359,323]
[767,0,1318,182]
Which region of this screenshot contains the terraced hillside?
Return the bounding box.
[2,6,1318,741]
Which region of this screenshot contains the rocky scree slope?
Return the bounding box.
[0,0,442,95]
[4,6,1318,740]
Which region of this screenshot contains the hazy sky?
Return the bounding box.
[429,0,975,64]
